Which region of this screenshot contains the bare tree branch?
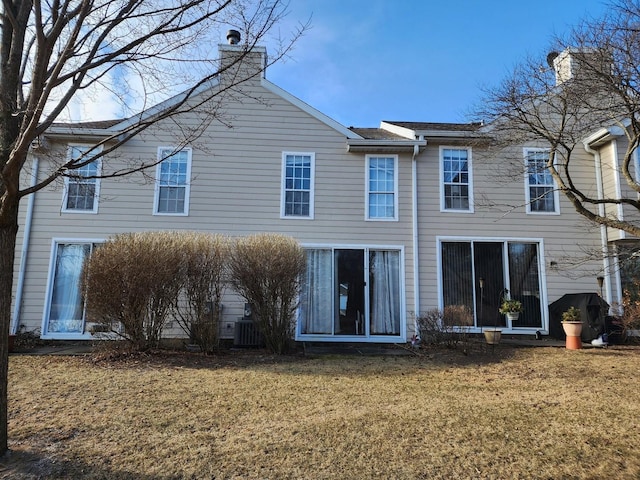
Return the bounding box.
[475,0,640,237]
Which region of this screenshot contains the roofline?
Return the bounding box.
[44,126,115,139]
[110,76,221,131]
[261,78,362,139]
[583,123,627,148]
[379,122,418,139]
[380,121,485,140]
[347,138,427,153]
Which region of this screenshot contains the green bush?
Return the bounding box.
[83,231,184,351]
[228,234,306,354]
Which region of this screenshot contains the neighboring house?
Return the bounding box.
[9,40,628,343]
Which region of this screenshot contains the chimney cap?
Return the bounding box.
[227,30,241,45]
[546,51,560,68]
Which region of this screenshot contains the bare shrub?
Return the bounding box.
[83,232,184,351]
[173,233,229,353]
[228,234,306,354]
[442,304,474,327]
[613,286,640,343]
[417,306,473,348]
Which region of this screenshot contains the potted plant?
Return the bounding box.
[561,306,583,349]
[483,328,502,345]
[499,299,523,322]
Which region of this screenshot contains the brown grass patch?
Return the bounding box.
[3,346,640,479]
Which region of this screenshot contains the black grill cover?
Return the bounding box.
[548,293,608,342]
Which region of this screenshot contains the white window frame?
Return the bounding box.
[42,238,104,340]
[436,235,549,335]
[524,148,560,215]
[295,242,406,343]
[153,147,192,216]
[280,152,315,219]
[440,146,474,213]
[366,155,398,221]
[62,144,102,214]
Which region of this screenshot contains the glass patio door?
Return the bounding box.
[45,242,96,336]
[441,240,544,330]
[299,247,402,338]
[474,242,506,328]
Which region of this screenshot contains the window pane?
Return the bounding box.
[66,183,96,210]
[284,154,312,217]
[299,249,334,333]
[508,243,543,328]
[369,250,401,335]
[368,157,395,218]
[526,151,555,212]
[442,149,470,210]
[48,244,91,333]
[158,186,185,213]
[157,149,189,213]
[441,242,474,316]
[65,146,99,211]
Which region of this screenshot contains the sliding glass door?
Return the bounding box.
[299,247,403,339]
[441,240,544,330]
[45,242,99,337]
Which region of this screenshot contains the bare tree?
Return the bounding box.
[0,0,305,455]
[476,0,640,237]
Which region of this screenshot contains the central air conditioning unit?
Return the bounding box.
[234,303,263,347]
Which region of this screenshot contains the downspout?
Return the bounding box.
[583,141,613,306]
[11,156,39,334]
[412,138,423,337]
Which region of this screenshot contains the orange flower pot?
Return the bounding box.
[562,321,583,350]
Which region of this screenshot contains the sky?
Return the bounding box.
[265,0,612,128]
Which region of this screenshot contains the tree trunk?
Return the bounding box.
[0,203,19,454]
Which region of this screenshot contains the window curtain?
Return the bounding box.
[299,249,333,334]
[508,243,543,328]
[441,242,474,316]
[370,250,400,335]
[48,244,90,333]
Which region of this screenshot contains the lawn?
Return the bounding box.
[3,344,640,479]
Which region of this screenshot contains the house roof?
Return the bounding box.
[348,128,409,140]
[382,121,483,132]
[50,119,121,129]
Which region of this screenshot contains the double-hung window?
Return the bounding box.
[154,147,191,215]
[441,147,473,212]
[366,155,398,220]
[525,148,559,214]
[62,145,101,213]
[281,152,314,218]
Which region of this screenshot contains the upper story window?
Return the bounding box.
[441,147,473,212]
[525,148,560,214]
[154,147,191,215]
[366,155,398,221]
[62,145,101,213]
[281,152,315,218]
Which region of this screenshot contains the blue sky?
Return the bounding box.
[267,0,612,127]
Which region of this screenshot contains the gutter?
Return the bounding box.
[411,138,424,337]
[583,140,613,306]
[347,138,426,153]
[11,156,39,334]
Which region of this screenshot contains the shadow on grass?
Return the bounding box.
[0,448,181,480]
[79,338,525,375]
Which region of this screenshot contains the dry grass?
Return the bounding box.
[3,345,640,479]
